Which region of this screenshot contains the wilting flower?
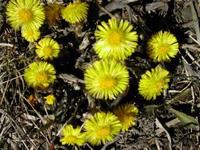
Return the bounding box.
[84,112,122,145]
[21,25,40,42]
[45,3,60,25]
[138,65,170,100]
[44,94,56,105]
[24,62,56,89]
[147,31,179,62]
[84,59,129,100]
[6,0,45,30]
[94,18,138,60]
[113,104,139,131]
[60,125,85,146]
[36,37,60,60]
[61,1,88,24]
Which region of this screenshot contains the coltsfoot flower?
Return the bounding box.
[84,59,129,100]
[61,1,88,24]
[60,125,85,146]
[147,31,179,62]
[21,25,40,42]
[45,3,60,25]
[138,65,170,100]
[113,104,139,131]
[36,38,60,60]
[24,62,56,89]
[94,18,138,60]
[84,112,122,145]
[44,94,56,105]
[6,0,45,30]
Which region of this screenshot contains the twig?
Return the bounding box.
[0,43,14,47]
[98,5,114,18]
[189,2,200,43]
[181,44,200,53]
[155,138,162,150]
[58,73,84,84]
[0,75,23,85]
[101,137,118,150]
[0,109,30,150]
[156,118,172,150]
[189,34,200,46]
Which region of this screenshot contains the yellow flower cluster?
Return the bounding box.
[94,18,138,60]
[84,59,129,100]
[5,0,181,147]
[44,94,56,105]
[84,112,122,145]
[113,103,139,131]
[61,1,89,24]
[6,0,45,42]
[36,37,60,60]
[6,0,45,30]
[60,125,85,146]
[139,65,170,100]
[24,62,56,89]
[84,18,138,99]
[147,31,179,62]
[60,108,139,146]
[6,0,89,41]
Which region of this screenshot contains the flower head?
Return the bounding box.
[138,65,170,100]
[113,104,138,131]
[60,125,85,146]
[84,59,129,100]
[6,0,45,30]
[21,25,40,42]
[44,94,56,105]
[94,18,138,60]
[24,62,56,89]
[84,112,122,145]
[61,1,88,24]
[147,31,179,62]
[45,3,60,26]
[36,38,60,60]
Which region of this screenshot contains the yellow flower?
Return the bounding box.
[21,25,40,42]
[6,0,45,30]
[94,18,138,60]
[84,112,122,145]
[113,104,138,131]
[45,3,60,26]
[147,31,179,62]
[44,94,56,105]
[138,65,170,100]
[61,1,88,24]
[84,59,129,100]
[24,62,56,89]
[60,125,85,146]
[36,38,60,60]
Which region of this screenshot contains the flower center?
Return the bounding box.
[158,43,170,56]
[36,72,48,82]
[152,80,165,94]
[96,126,111,137]
[108,32,122,46]
[156,81,164,89]
[18,8,33,23]
[122,113,132,123]
[25,28,34,36]
[44,47,53,57]
[99,77,116,89]
[66,135,78,144]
